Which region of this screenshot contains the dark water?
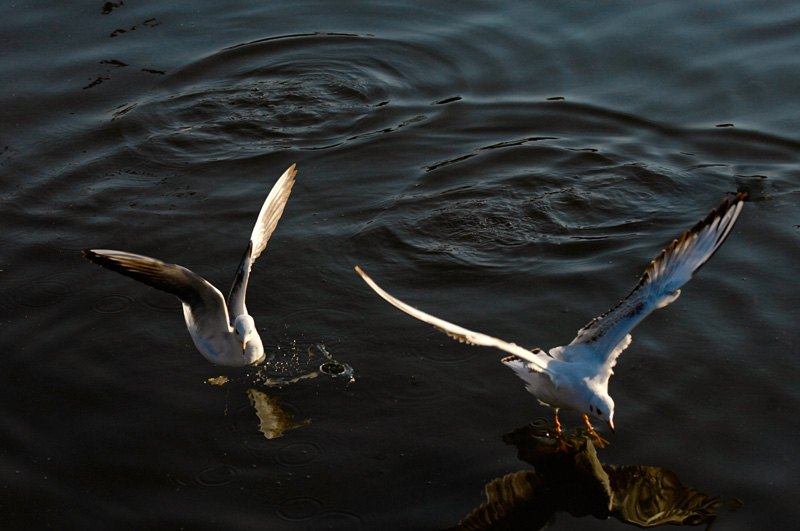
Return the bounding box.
[2,1,799,529]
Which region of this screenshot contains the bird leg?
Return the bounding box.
[552,411,572,451]
[582,414,610,448]
[553,411,562,434]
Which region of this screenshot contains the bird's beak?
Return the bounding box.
[241,341,247,351]
[608,420,615,433]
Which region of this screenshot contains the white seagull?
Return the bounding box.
[356,193,746,443]
[83,164,297,367]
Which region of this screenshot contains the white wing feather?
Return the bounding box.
[227,164,297,318]
[554,193,746,368]
[355,266,550,371]
[250,164,298,261]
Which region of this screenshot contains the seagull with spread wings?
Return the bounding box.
[83,164,297,367]
[356,193,746,444]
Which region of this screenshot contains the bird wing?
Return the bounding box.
[227,164,297,318]
[82,249,231,338]
[553,192,746,368]
[355,266,550,371]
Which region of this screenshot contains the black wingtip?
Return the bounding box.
[82,249,98,262]
[692,191,747,234]
[81,249,130,272]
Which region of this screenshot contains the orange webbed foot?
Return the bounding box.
[582,414,610,448]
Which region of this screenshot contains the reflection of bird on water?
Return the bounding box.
[83,165,297,366]
[208,344,354,439]
[356,193,746,444]
[445,421,721,530]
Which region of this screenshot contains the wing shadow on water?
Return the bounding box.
[446,421,720,530]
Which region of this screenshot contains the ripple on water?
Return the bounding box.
[8,272,85,310]
[414,330,481,367]
[377,373,452,410]
[277,496,323,522]
[274,441,323,468]
[355,186,556,272]
[91,294,134,314]
[113,32,467,160]
[136,287,181,313]
[194,464,238,487]
[353,125,707,274]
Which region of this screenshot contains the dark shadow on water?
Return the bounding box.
[446,420,720,530]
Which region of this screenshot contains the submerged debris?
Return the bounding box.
[206,376,229,386]
[255,343,354,387]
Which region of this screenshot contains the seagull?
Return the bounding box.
[83,164,297,367]
[356,193,746,443]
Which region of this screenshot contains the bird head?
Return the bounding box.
[233,315,264,365]
[587,393,615,432]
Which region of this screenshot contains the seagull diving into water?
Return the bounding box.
[356,193,746,443]
[83,164,297,367]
